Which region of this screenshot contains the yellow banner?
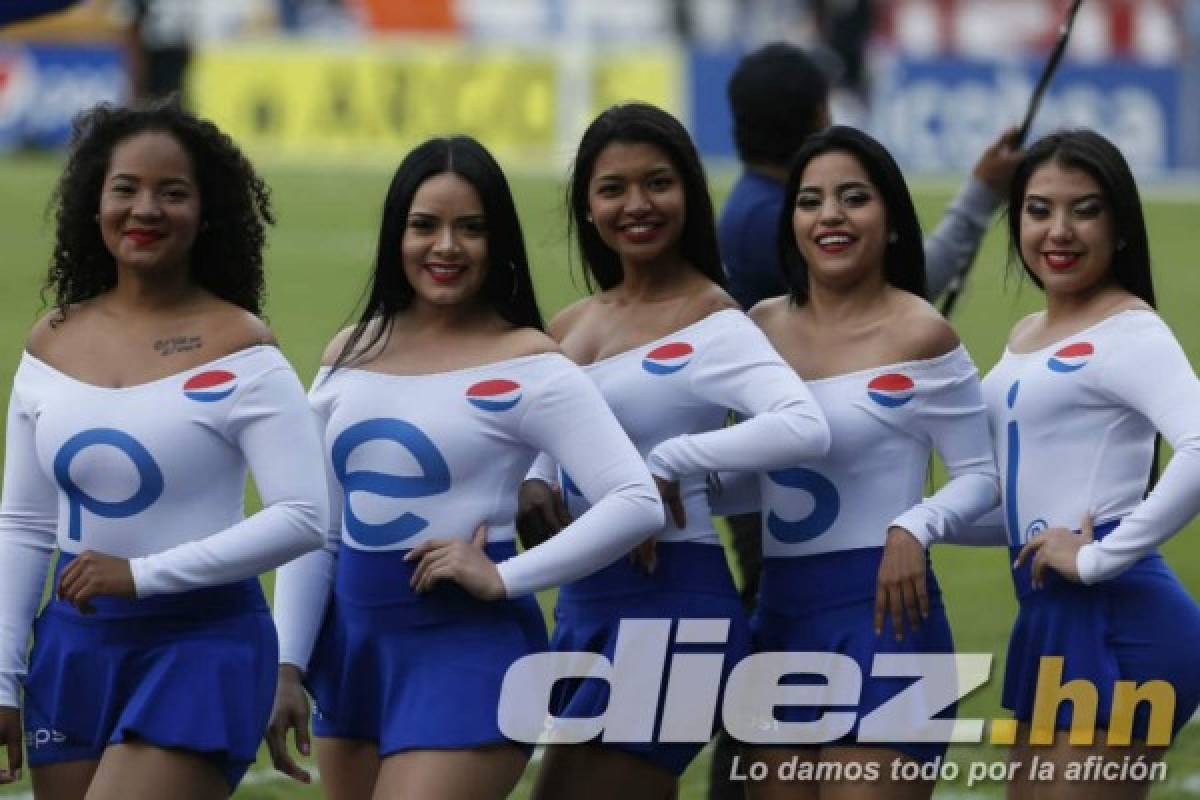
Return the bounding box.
[190,41,681,165]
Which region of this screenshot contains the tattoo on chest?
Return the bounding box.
[153,335,203,356]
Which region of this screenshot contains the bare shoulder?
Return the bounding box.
[748,295,789,326]
[497,326,561,359]
[26,301,105,362]
[204,305,276,352]
[547,296,594,342]
[1007,311,1043,347]
[25,308,72,359]
[320,319,389,367]
[188,303,277,366]
[1110,294,1153,315]
[892,293,960,361]
[679,283,740,327]
[321,324,359,367]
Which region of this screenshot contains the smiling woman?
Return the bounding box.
[0,101,330,800]
[97,131,201,276]
[975,130,1200,798]
[585,141,687,266]
[1016,163,1118,297]
[706,125,999,800]
[519,103,831,800]
[400,172,491,306]
[266,135,663,800]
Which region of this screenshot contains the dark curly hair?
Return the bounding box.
[46,99,273,314]
[568,103,725,292]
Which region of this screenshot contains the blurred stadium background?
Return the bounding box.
[1,1,1198,797]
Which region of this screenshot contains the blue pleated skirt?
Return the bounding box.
[1004,521,1200,742]
[751,545,955,764]
[549,541,751,776]
[306,540,548,756]
[23,553,275,789]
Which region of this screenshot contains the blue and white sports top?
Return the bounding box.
[0,346,329,707]
[531,309,831,546]
[273,352,662,670]
[980,310,1200,584]
[713,346,999,558]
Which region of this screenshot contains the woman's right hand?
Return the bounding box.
[265,665,312,783]
[0,705,22,784]
[515,479,572,550]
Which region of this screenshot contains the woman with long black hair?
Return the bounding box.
[268,135,662,800]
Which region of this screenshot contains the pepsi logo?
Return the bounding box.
[0,48,35,128]
[642,342,693,375]
[867,373,915,408]
[1047,342,1093,373]
[466,379,522,412]
[183,370,237,402]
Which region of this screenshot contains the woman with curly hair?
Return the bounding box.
[0,101,329,799]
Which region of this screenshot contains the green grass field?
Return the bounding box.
[0,154,1198,798]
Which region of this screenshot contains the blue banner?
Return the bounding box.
[871,56,1182,176]
[688,48,1183,176]
[688,46,740,161]
[0,43,126,152]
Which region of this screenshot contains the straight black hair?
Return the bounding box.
[1007,129,1160,490]
[333,136,544,370]
[1006,129,1156,307]
[567,102,725,292]
[777,125,926,304]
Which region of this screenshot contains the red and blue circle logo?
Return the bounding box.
[642,342,694,375]
[466,379,522,412]
[867,373,915,408]
[1047,342,1093,373]
[183,370,237,403]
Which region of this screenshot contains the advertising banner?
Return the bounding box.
[688,48,1183,177]
[872,55,1182,176]
[0,42,125,151]
[189,42,682,166]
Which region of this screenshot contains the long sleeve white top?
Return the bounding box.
[530,309,830,546]
[0,346,328,707]
[709,346,1000,558]
[982,310,1200,584]
[273,353,662,670]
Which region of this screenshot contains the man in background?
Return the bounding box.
[112,0,195,103]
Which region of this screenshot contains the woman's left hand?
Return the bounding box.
[57,551,136,613]
[874,526,929,641]
[406,524,505,600]
[1014,515,1093,588]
